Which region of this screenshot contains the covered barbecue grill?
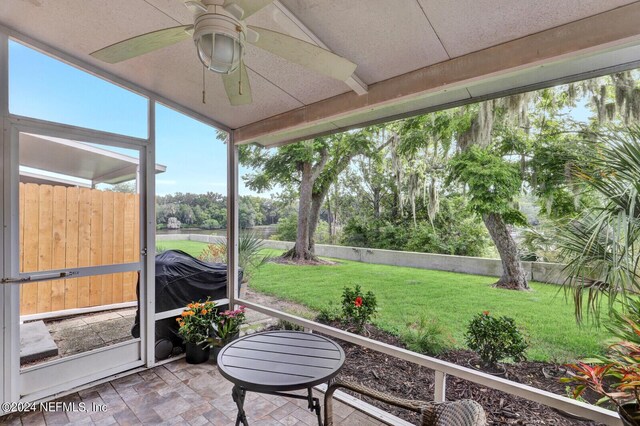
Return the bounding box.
[131,249,242,359]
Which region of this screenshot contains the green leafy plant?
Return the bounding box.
[207,306,246,348]
[198,242,226,263]
[341,285,377,333]
[316,305,342,323]
[557,127,640,322]
[465,311,528,367]
[277,319,304,331]
[563,304,640,421]
[199,232,271,281]
[563,340,640,421]
[402,317,453,356]
[176,299,219,344]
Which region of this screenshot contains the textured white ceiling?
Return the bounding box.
[417,0,637,57]
[279,0,450,84]
[0,0,638,131]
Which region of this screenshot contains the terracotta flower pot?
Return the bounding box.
[185,342,210,364]
[619,403,640,426]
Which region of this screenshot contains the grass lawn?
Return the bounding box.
[249,257,612,362]
[154,239,610,362]
[156,240,209,257]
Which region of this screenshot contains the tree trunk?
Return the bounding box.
[283,162,315,261]
[308,185,330,253]
[482,213,529,290]
[373,187,381,219]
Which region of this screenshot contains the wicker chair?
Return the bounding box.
[324,378,487,426]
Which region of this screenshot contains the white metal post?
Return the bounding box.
[143,101,156,366]
[226,132,239,306]
[0,29,11,410]
[434,371,446,403]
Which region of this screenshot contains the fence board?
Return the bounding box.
[19,183,25,311]
[101,191,114,305]
[77,188,92,308]
[112,193,125,303]
[65,187,79,309]
[89,190,103,306]
[21,184,39,315]
[19,184,140,314]
[51,186,67,311]
[37,185,53,313]
[123,193,136,301]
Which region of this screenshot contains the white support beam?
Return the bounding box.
[0,29,11,412]
[434,371,446,403]
[143,100,156,367]
[271,1,368,95]
[226,133,239,305]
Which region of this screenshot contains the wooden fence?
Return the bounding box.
[19,183,140,315]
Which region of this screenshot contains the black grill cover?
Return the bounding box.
[154,249,231,311]
[131,249,242,352]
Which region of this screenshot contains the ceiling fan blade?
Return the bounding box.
[223,0,274,19]
[222,62,252,106]
[247,26,356,81]
[90,25,193,64]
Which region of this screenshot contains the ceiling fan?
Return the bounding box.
[90,0,357,106]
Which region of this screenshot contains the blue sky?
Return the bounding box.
[8,40,257,196]
[8,40,593,197]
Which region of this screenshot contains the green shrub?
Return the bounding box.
[340,196,489,257]
[465,311,528,366]
[272,215,298,241]
[316,305,342,323]
[198,232,270,281]
[273,214,330,244]
[341,285,377,333]
[277,320,304,331]
[402,317,453,356]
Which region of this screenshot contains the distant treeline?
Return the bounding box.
[155,192,286,229]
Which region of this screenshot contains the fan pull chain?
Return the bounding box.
[202,65,206,104]
[239,60,243,96]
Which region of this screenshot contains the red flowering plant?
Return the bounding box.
[206,306,247,348]
[176,299,219,344]
[341,285,377,333]
[563,308,640,421]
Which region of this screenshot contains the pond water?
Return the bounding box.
[157,225,277,239]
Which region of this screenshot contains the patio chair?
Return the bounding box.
[324,378,487,426]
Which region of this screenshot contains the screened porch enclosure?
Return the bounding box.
[3,1,640,424]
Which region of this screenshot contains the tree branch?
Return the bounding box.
[311,147,329,182]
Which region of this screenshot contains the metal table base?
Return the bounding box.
[231,384,322,426]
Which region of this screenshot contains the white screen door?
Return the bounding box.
[2,126,148,402]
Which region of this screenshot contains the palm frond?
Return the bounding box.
[558,126,640,322]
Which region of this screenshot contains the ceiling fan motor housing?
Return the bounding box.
[193,5,246,74]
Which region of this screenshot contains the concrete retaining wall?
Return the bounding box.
[156,234,567,285]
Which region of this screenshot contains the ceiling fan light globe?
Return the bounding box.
[193,9,245,75]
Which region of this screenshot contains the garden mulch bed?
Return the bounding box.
[276,321,608,425]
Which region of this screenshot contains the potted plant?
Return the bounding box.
[563,307,640,424]
[464,311,528,376]
[206,306,246,362]
[176,299,219,364]
[341,285,377,334]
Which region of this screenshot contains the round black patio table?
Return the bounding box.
[217,330,345,426]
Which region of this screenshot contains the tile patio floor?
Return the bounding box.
[2,358,385,425]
